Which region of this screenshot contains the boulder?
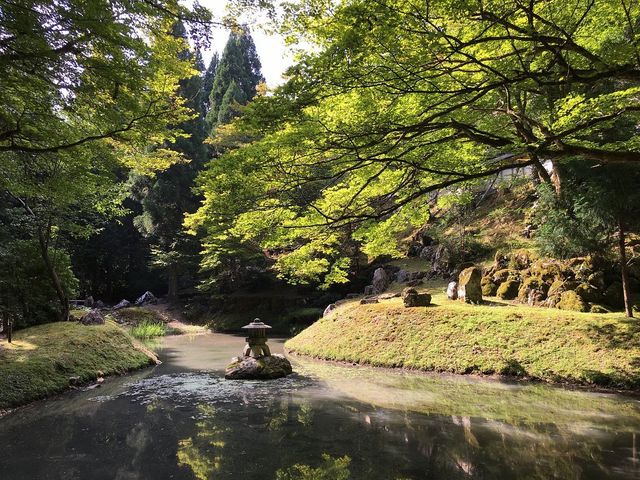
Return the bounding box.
[135,291,157,306]
[590,304,610,314]
[402,288,431,307]
[95,300,106,309]
[557,290,589,312]
[225,354,293,380]
[517,278,548,303]
[497,280,520,300]
[323,304,337,317]
[481,277,498,296]
[364,285,374,296]
[372,268,390,294]
[419,245,437,260]
[574,283,602,304]
[457,266,482,304]
[396,269,410,283]
[407,242,423,257]
[604,282,624,309]
[113,299,131,310]
[81,309,105,326]
[431,245,452,274]
[527,289,546,307]
[85,296,95,308]
[492,269,513,284]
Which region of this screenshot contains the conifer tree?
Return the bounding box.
[206,28,264,130]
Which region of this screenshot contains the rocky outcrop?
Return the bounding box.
[480,251,640,313]
[457,266,482,304]
[402,288,431,307]
[225,354,293,380]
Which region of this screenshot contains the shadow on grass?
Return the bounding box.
[586,319,640,350]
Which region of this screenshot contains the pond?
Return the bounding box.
[0,333,639,479]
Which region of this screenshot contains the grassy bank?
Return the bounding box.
[286,288,640,390]
[0,320,158,409]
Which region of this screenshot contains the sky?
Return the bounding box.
[196,0,293,88]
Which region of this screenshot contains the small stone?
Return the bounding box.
[364,285,374,295]
[402,288,431,307]
[360,297,379,305]
[446,281,458,300]
[113,299,131,310]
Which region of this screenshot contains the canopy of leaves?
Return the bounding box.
[191,0,640,286]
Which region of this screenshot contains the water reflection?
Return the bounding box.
[0,334,639,479]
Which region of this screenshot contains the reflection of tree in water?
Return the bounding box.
[177,405,227,480]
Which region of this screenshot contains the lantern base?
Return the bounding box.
[225,353,293,380]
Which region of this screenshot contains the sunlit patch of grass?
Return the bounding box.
[130,320,167,339]
[0,320,157,409]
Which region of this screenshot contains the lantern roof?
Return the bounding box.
[242,318,272,330]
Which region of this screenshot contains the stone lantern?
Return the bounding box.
[225,317,293,380]
[242,318,272,358]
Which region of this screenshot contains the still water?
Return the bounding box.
[1,333,639,479]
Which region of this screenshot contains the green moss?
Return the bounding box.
[481,277,498,296]
[557,290,589,312]
[497,279,520,300]
[286,293,640,389]
[0,320,156,409]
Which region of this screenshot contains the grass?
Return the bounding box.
[0,320,158,409]
[130,320,168,339]
[286,284,640,390]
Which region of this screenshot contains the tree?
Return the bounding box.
[131,21,209,300]
[205,28,264,130]
[190,0,640,287]
[0,1,212,320]
[202,53,220,113]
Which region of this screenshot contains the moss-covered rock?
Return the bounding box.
[497,279,520,300]
[481,276,498,296]
[604,282,624,309]
[590,304,610,314]
[557,291,589,312]
[457,266,482,304]
[575,283,603,304]
[530,261,563,282]
[517,277,548,303]
[492,269,515,284]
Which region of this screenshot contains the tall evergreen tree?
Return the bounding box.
[202,52,220,114]
[206,28,264,130]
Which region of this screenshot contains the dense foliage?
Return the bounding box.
[0,0,212,322]
[191,0,640,289]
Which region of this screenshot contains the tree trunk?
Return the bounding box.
[167,264,178,301]
[549,160,563,195]
[38,228,69,321]
[3,311,11,343]
[618,217,634,318]
[532,156,552,185]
